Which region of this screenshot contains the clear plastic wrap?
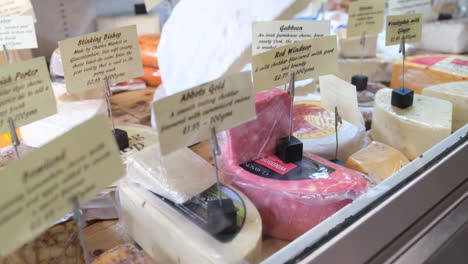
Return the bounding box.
[220,88,369,241]
[345,141,410,181]
[118,181,262,264]
[125,144,216,204]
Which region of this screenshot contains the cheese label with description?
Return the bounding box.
[153,72,256,155]
[252,35,338,93]
[59,25,144,93]
[144,0,164,12]
[0,0,36,21]
[347,0,385,38]
[0,16,37,50]
[319,74,362,127]
[388,0,431,17]
[252,20,330,55]
[0,57,56,134]
[386,14,423,46]
[0,115,125,255]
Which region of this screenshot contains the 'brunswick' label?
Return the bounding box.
[347,0,385,38]
[386,14,423,46]
[153,72,256,155]
[0,57,56,134]
[252,35,338,93]
[59,25,143,93]
[0,115,125,255]
[252,20,330,55]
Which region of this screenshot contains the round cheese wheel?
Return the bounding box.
[222,151,368,241]
[293,96,366,162]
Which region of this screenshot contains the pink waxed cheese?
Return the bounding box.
[226,88,291,165]
[222,152,368,241]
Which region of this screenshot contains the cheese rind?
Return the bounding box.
[345,141,410,181]
[371,88,452,160]
[422,81,468,132]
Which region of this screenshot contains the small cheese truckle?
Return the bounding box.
[371,88,452,160]
[422,81,468,132]
[345,141,410,181]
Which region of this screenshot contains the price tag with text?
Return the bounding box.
[388,0,431,17]
[252,20,330,55]
[0,115,125,255]
[0,16,37,50]
[0,57,56,134]
[59,25,144,93]
[386,14,423,46]
[153,72,256,155]
[252,35,338,93]
[0,0,36,21]
[347,0,385,38]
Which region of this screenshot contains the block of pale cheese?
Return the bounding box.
[126,144,216,204]
[390,55,468,94]
[338,28,377,58]
[422,81,468,132]
[338,57,392,83]
[158,0,310,94]
[419,18,468,54]
[118,125,159,167]
[119,182,262,264]
[293,96,366,161]
[345,141,410,181]
[371,88,452,160]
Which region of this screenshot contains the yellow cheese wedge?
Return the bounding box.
[390,55,468,94]
[371,88,452,160]
[345,141,410,181]
[422,81,468,132]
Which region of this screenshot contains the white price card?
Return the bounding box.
[252,20,330,55]
[0,57,56,134]
[252,35,338,93]
[59,25,144,93]
[0,115,125,255]
[153,72,256,155]
[0,16,37,50]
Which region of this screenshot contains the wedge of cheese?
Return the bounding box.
[158,0,310,94]
[345,141,410,181]
[419,18,468,54]
[390,55,468,94]
[126,144,216,204]
[338,28,377,58]
[338,57,392,83]
[371,88,452,160]
[422,81,468,132]
[120,182,262,264]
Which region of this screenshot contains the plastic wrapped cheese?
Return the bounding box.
[293,96,365,161]
[345,141,410,181]
[371,88,452,160]
[390,55,468,94]
[126,144,216,204]
[222,152,368,241]
[422,81,468,132]
[119,182,262,264]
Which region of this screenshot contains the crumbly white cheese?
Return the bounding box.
[422,81,468,132]
[371,88,452,160]
[158,0,310,95]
